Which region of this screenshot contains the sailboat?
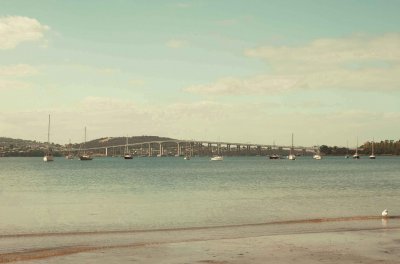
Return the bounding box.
[369,139,376,159]
[353,137,360,159]
[269,141,280,159]
[79,127,93,161]
[43,114,54,162]
[345,141,350,159]
[211,143,223,161]
[288,133,296,160]
[65,139,74,159]
[313,146,322,160]
[124,136,133,159]
[184,142,191,160]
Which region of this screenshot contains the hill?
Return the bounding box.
[0,137,62,157]
[0,136,176,157]
[73,135,176,149]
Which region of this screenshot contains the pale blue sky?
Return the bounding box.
[1,0,400,146]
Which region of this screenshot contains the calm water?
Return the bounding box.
[0,156,399,235]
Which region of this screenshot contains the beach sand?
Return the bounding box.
[1,218,399,263]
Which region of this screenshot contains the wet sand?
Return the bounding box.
[1,216,399,263]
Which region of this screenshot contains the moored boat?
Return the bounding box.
[353,137,360,159]
[211,143,223,161]
[79,127,92,161]
[313,154,322,160]
[288,133,296,160]
[211,155,223,161]
[79,154,92,161]
[313,146,322,160]
[269,154,280,159]
[124,136,133,159]
[65,139,74,159]
[43,114,54,162]
[369,139,376,159]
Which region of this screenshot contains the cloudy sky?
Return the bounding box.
[1,0,399,146]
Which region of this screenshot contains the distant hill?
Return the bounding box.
[0,137,60,157]
[73,135,176,149]
[0,136,177,156]
[0,137,46,149]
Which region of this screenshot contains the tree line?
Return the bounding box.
[320,140,400,155]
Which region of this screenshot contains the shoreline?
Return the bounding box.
[2,215,398,239]
[1,216,399,263]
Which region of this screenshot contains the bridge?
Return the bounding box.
[70,139,319,157]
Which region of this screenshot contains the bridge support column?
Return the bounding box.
[196,142,201,156]
[148,143,152,157]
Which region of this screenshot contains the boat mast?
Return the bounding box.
[355,137,358,155]
[371,138,374,155]
[84,126,87,155]
[47,114,51,146]
[290,133,293,155]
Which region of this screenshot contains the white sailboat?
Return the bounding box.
[369,139,376,159]
[124,136,133,159]
[345,140,350,159]
[211,155,223,161]
[353,137,360,159]
[211,143,223,161]
[184,142,191,160]
[313,146,322,160]
[65,139,74,159]
[43,114,54,162]
[288,133,296,160]
[79,127,92,161]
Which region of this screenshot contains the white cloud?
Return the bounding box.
[1,96,400,146]
[245,33,400,64]
[184,75,300,95]
[0,16,50,50]
[0,79,31,91]
[96,68,120,75]
[184,33,400,95]
[0,64,38,76]
[128,79,146,87]
[0,64,38,91]
[166,39,187,49]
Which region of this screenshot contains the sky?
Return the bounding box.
[1,0,400,146]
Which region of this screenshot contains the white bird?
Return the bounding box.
[382,209,388,217]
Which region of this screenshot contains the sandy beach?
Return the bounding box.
[1,217,399,263]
